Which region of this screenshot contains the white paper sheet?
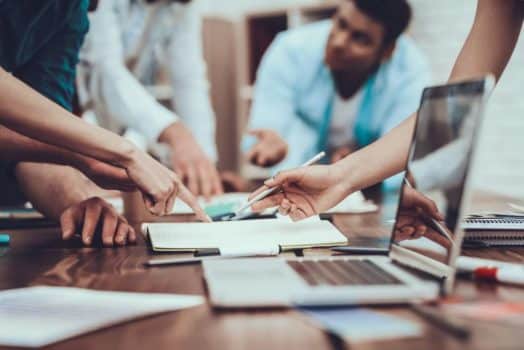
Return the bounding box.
[0,286,203,348]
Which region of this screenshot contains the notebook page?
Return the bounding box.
[147,219,347,252]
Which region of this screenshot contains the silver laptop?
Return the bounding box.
[203,77,494,308]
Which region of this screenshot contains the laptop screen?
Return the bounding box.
[390,78,491,278]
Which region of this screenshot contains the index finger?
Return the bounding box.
[60,206,81,240]
[178,184,211,222]
[264,168,305,188]
[197,163,212,201]
[211,168,224,196]
[185,164,200,196]
[248,184,270,201]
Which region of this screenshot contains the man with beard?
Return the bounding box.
[244,0,430,179]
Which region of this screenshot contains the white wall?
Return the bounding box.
[410,0,524,198]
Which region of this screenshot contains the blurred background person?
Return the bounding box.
[0,0,207,247]
[78,0,223,199]
[243,0,430,186]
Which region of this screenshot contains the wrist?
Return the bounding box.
[115,140,139,169]
[158,122,191,148]
[332,155,357,196]
[15,162,94,219]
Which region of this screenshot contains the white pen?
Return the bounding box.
[231,151,326,220]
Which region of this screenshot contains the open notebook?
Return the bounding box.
[144,218,348,253]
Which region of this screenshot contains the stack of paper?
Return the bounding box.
[0,286,203,348]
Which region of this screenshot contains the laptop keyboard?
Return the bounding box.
[287,259,402,286]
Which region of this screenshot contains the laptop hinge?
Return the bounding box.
[390,244,454,280]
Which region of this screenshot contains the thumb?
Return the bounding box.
[178,184,212,222]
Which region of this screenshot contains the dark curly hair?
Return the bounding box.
[351,0,412,45]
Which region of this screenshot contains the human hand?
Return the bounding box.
[220,171,249,193]
[394,209,452,248]
[160,123,223,200]
[60,197,136,247]
[394,209,430,241]
[400,185,444,221]
[249,164,349,221]
[330,145,354,164]
[393,185,450,248]
[246,129,288,167]
[123,147,210,221]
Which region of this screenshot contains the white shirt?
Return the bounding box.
[328,90,363,148]
[78,0,217,160]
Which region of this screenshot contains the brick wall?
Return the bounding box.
[410,0,524,199]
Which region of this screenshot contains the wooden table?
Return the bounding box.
[1,191,524,350]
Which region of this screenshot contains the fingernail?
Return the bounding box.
[84,237,92,245]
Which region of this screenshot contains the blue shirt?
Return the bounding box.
[244,20,431,173]
[0,0,90,111]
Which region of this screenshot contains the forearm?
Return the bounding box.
[95,61,177,144]
[449,0,524,82]
[170,91,218,160]
[0,125,91,169]
[166,7,217,159]
[0,68,136,167]
[336,113,416,193]
[15,162,97,219]
[330,1,524,195]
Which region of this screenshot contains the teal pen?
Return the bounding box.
[0,233,10,256]
[0,233,10,246]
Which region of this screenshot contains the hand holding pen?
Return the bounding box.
[247,152,358,221]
